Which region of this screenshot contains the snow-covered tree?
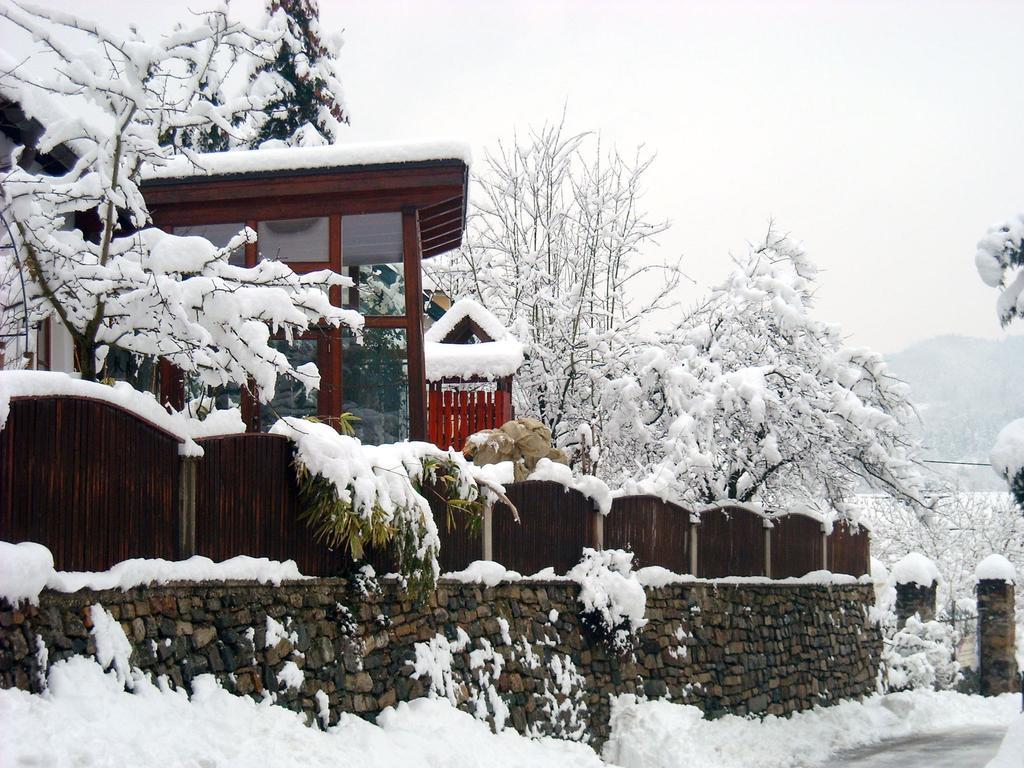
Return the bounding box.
[863,489,1024,642]
[604,230,927,515]
[975,215,1024,510]
[426,120,676,467]
[0,3,360,397]
[248,0,348,148]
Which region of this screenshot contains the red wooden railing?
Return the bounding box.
[427,384,513,451]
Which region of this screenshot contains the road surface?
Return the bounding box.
[826,726,1008,767]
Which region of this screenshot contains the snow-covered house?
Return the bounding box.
[424,298,524,449]
[35,141,470,445]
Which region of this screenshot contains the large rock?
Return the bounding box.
[465,418,569,481]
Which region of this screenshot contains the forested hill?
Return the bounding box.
[886,335,1024,486]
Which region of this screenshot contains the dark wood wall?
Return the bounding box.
[696,506,767,578]
[827,520,871,577]
[491,481,597,575]
[770,513,825,579]
[1,396,871,579]
[605,495,691,572]
[0,396,180,570]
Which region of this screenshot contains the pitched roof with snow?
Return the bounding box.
[143,140,472,181]
[424,298,524,381]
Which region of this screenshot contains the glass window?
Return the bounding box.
[343,328,409,444]
[173,222,246,266]
[102,347,158,394]
[342,213,403,264]
[343,213,405,316]
[260,338,319,431]
[258,217,329,263]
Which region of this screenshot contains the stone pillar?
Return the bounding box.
[892,553,939,628]
[975,554,1020,696]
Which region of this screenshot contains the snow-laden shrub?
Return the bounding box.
[568,549,647,654]
[272,418,488,597]
[883,616,962,692]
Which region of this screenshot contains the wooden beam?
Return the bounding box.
[143,164,467,206]
[150,186,465,228]
[403,208,427,442]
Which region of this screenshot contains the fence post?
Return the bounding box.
[178,456,197,559]
[975,555,1020,696]
[593,509,604,550]
[764,522,772,579]
[482,504,493,561]
[821,527,828,572]
[892,553,938,628]
[689,517,699,575]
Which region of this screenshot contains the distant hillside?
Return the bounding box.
[885,335,1024,489]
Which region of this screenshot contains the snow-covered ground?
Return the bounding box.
[1,657,605,768]
[603,690,1020,768]
[3,656,1019,768]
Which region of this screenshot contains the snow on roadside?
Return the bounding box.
[603,690,1020,768]
[987,714,1024,768]
[0,657,607,768]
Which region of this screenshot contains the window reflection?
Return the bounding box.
[343,328,409,444]
[343,213,405,316]
[260,338,319,430]
[258,217,329,263]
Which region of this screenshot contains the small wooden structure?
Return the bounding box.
[424,298,523,450]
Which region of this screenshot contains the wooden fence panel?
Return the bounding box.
[605,495,691,572]
[194,434,348,576]
[695,505,767,578]
[0,396,180,571]
[827,520,870,577]
[770,513,824,579]
[491,481,596,575]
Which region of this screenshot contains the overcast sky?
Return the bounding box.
[6,0,1024,353]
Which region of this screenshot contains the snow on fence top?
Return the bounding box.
[424,298,524,381]
[144,140,473,181]
[974,554,1017,584]
[891,552,941,587]
[0,371,205,456]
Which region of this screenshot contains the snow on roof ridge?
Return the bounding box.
[424,297,514,344]
[423,298,524,381]
[144,139,473,181]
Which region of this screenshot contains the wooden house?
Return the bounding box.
[140,142,471,444]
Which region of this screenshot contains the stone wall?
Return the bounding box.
[0,577,880,746]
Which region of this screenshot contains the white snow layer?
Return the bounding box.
[0,657,605,768]
[424,340,524,381]
[528,458,613,515]
[0,542,308,605]
[974,554,1018,584]
[442,561,522,587]
[0,371,247,455]
[424,298,514,345]
[991,417,1024,482]
[891,552,941,587]
[145,140,472,180]
[0,542,54,606]
[604,690,1020,768]
[424,298,524,381]
[987,715,1024,768]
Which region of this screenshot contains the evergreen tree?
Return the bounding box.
[252,0,348,147]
